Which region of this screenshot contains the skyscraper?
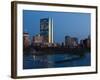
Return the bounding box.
[65,36,78,48]
[40,18,53,43]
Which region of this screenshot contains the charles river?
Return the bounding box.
[23,52,90,69]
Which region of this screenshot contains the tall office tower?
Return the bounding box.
[40,18,53,43]
[65,36,78,48]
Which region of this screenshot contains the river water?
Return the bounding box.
[23,52,91,69]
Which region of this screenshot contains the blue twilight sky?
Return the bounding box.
[23,10,91,43]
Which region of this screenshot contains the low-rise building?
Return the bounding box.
[23,32,30,48]
[34,34,44,44]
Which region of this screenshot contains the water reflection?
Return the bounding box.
[23,52,90,69]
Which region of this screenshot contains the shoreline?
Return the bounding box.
[24,47,90,56]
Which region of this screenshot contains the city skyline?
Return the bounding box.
[23,10,90,43]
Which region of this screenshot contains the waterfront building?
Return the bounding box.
[32,36,35,42]
[87,39,90,48]
[65,36,78,48]
[61,42,64,47]
[31,36,35,46]
[23,32,30,48]
[34,34,44,44]
[72,37,78,47]
[80,39,84,48]
[83,38,90,48]
[83,39,88,48]
[65,36,70,47]
[31,34,45,47]
[87,35,91,48]
[80,36,91,48]
[40,18,53,43]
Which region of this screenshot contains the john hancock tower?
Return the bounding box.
[40,18,54,44]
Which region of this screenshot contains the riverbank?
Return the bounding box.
[24,46,90,56]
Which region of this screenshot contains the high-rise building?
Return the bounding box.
[65,36,78,48]
[40,18,53,43]
[83,38,91,48]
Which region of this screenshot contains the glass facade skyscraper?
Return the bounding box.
[40,18,53,43]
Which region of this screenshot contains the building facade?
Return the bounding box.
[40,18,53,43]
[80,36,91,48]
[34,34,44,44]
[65,36,78,48]
[23,32,30,48]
